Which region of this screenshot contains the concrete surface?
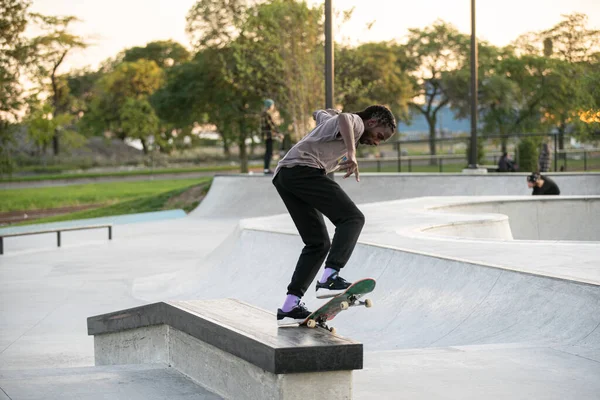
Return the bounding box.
[192,173,600,218]
[429,197,600,241]
[0,364,223,400]
[1,173,600,399]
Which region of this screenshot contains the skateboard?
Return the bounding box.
[302,278,376,334]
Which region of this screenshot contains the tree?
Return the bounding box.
[186,0,256,50]
[538,59,595,147]
[578,56,600,137]
[120,98,160,154]
[83,60,164,143]
[123,40,191,68]
[65,68,103,119]
[22,99,83,159]
[335,42,412,122]
[0,0,31,174]
[234,0,324,142]
[540,13,600,63]
[28,13,88,155]
[183,0,327,171]
[509,13,600,148]
[470,54,551,149]
[444,43,528,153]
[1,0,30,117]
[401,21,470,162]
[152,49,235,155]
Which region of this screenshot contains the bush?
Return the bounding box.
[517,137,539,172]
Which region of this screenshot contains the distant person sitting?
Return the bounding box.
[538,141,552,172]
[527,173,560,195]
[497,152,517,172]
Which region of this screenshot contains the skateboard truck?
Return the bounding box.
[343,295,373,309]
[305,296,374,334]
[306,316,337,334]
[302,278,376,334]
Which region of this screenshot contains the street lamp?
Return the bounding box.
[468,0,478,168]
[325,0,334,109]
[325,0,334,178]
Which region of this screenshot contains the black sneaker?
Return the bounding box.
[277,301,311,327]
[315,272,352,299]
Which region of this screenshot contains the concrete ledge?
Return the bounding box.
[88,299,361,399]
[88,299,362,374]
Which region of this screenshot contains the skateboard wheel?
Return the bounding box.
[340,301,349,310]
[307,319,316,328]
[365,299,373,308]
[329,327,337,334]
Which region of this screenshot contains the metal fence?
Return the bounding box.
[357,133,600,173]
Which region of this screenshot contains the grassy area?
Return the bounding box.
[0,178,210,213]
[14,181,210,226]
[0,165,238,183]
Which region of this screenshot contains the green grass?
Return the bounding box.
[0,178,210,213]
[0,165,238,183]
[14,182,210,226]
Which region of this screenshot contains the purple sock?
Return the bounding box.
[281,294,300,312]
[319,267,337,283]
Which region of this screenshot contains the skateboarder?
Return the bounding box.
[273,105,396,325]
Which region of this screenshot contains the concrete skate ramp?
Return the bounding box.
[190,173,600,218]
[134,227,600,353]
[427,197,600,241]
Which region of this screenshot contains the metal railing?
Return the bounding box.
[359,144,600,173]
[0,224,113,255]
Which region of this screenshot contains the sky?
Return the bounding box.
[29,0,600,74]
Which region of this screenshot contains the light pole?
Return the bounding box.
[325,0,335,178]
[325,0,334,109]
[468,0,479,169]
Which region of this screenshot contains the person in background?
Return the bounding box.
[527,172,560,195]
[261,99,282,175]
[497,152,517,172]
[538,140,552,172]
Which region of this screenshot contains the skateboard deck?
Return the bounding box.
[302,278,376,333]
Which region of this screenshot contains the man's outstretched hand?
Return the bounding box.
[340,154,360,182]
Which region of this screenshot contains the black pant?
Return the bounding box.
[264,139,273,170]
[273,166,365,297]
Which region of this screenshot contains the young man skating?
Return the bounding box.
[272,105,396,326]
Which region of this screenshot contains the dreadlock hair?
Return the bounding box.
[354,105,397,132]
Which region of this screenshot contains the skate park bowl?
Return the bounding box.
[2,173,600,399]
[423,196,600,241]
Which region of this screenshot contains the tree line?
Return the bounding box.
[1,0,599,173]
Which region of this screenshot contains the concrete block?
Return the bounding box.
[168,328,352,400]
[94,324,169,366]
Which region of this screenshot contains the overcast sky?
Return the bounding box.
[29,0,600,73]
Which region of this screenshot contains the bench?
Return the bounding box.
[88,299,362,399]
[0,224,112,255]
